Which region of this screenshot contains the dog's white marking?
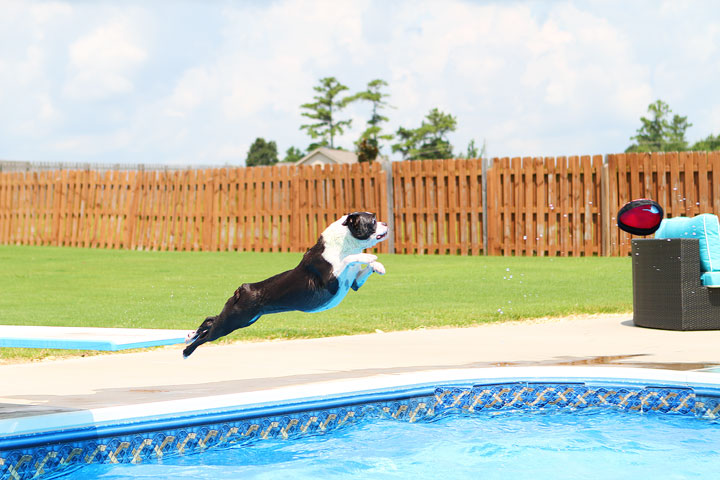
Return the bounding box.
[302,214,388,313]
[320,215,388,276]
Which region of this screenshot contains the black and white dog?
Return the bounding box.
[183,212,389,358]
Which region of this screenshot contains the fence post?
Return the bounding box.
[380,159,395,253]
[481,157,488,255]
[601,159,610,256]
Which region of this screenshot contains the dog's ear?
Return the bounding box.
[343,212,376,240]
[342,212,360,227]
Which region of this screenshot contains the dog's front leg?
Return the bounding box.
[334,253,377,276]
[351,261,385,291]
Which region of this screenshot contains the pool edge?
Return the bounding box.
[3,366,720,440]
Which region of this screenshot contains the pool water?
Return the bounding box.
[65,409,720,479]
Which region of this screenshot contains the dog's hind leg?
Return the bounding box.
[183,284,264,358]
[183,316,217,358]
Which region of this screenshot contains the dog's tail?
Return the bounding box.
[183,316,216,359]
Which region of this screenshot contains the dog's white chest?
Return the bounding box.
[307,262,362,313]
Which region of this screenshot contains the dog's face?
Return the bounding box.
[320,212,389,254]
[342,212,388,246]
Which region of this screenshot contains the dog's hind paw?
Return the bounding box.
[185,330,198,345]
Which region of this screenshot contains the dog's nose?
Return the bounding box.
[381,222,387,227]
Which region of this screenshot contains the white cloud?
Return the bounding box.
[0,2,70,139]
[52,129,132,154]
[164,67,218,118]
[367,1,656,156]
[64,17,148,100]
[1,0,720,164]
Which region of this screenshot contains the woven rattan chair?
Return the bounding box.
[632,238,720,330]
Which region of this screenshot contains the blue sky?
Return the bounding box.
[2,0,720,166]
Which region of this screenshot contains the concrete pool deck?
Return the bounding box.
[2,312,720,419]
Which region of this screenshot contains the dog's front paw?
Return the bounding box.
[370,261,386,275]
[357,253,378,264]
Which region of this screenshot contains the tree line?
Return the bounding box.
[626,100,720,153]
[245,76,482,166]
[245,81,720,166]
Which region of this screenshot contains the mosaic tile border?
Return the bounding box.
[2,382,719,480]
[434,383,720,417]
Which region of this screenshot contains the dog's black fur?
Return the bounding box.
[183,212,387,358]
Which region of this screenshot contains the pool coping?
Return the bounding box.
[3,365,720,448]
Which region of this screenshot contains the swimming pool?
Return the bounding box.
[1,367,719,479]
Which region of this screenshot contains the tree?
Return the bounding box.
[354,79,394,160]
[390,126,417,160]
[283,146,305,163]
[300,77,356,149]
[665,113,692,151]
[246,138,278,167]
[356,138,379,163]
[692,133,720,152]
[460,139,487,159]
[391,108,457,160]
[626,100,692,152]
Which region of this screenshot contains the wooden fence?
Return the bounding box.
[0,163,389,253]
[485,155,603,256]
[2,152,720,256]
[392,158,484,255]
[605,151,720,257]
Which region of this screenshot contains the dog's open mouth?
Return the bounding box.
[376,231,387,240]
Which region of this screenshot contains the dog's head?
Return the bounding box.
[322,212,388,252]
[343,211,387,241]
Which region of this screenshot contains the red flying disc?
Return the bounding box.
[617,199,664,236]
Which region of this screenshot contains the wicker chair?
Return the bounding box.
[632,238,720,330]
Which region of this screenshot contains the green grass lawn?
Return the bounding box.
[0,245,632,361]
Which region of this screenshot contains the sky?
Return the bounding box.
[2,0,720,166]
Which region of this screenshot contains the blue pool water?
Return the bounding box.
[66,409,720,480]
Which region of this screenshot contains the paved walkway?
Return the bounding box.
[2,313,720,418]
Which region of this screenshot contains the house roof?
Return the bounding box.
[296,147,358,165]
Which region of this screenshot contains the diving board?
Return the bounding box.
[0,326,189,351]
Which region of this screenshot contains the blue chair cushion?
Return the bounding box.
[655,214,720,272]
[701,272,720,287]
